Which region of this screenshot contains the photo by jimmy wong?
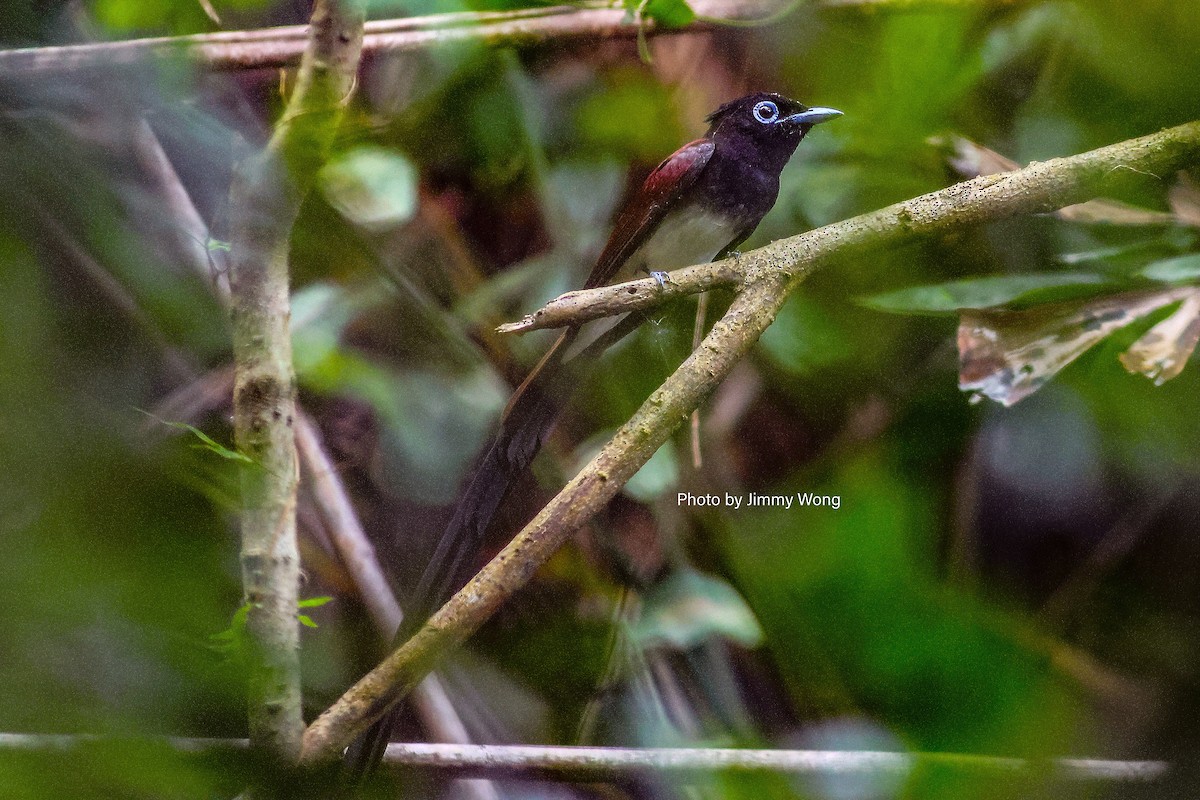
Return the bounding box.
[677,492,842,510]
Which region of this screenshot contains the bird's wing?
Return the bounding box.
[584,138,716,289]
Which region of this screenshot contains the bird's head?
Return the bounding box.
[706,92,842,167]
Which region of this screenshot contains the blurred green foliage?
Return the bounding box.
[1,0,1200,798]
[88,0,273,33]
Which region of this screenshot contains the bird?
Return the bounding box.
[343,91,842,782]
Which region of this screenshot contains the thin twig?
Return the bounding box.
[133,100,490,771]
[136,115,494,790]
[1040,486,1181,631]
[0,1,776,75]
[498,133,1200,336]
[300,121,1200,763]
[33,210,200,384]
[0,734,1168,783]
[689,291,710,469]
[295,413,402,635]
[130,119,230,302]
[141,366,235,438]
[375,743,1167,783]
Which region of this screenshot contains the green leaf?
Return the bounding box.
[319,146,419,231]
[1141,253,1200,283]
[643,0,696,27]
[760,294,855,374]
[208,603,251,655]
[623,443,678,502]
[139,411,256,465]
[91,0,205,33]
[863,273,1108,316]
[623,0,696,27]
[297,597,332,628]
[632,569,764,650]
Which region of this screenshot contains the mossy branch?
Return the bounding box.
[227,0,365,761]
[300,121,1200,763]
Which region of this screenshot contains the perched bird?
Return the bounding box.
[344,91,841,780]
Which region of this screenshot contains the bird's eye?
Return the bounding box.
[752,101,779,124]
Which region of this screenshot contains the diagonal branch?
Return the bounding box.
[228,0,365,760]
[300,121,1200,763]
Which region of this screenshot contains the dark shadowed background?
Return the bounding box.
[1,1,1199,798]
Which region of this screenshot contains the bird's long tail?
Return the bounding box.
[342,313,650,783]
[398,310,648,635]
[343,310,652,784]
[341,335,572,783]
[406,327,579,625]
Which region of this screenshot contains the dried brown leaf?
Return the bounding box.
[1053,198,1179,226]
[1118,289,1200,384]
[958,288,1193,406]
[1168,172,1200,228]
[938,135,1020,177]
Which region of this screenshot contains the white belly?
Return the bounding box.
[565,207,739,361]
[625,205,741,277]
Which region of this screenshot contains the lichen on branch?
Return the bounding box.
[227,0,366,762]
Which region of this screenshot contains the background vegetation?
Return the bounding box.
[1,0,1198,797]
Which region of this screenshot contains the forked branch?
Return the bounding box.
[300,120,1200,762]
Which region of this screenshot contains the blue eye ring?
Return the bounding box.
[753,100,779,124]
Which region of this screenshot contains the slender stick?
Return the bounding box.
[373,742,1167,783]
[0,1,775,75]
[300,120,1200,763]
[135,97,489,773]
[227,0,365,759]
[295,414,403,635]
[501,130,1200,335]
[0,734,1167,784]
[138,94,495,788]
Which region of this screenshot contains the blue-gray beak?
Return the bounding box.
[784,107,843,126]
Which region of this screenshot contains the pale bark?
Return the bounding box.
[228,0,366,760]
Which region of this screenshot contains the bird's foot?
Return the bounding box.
[650,271,670,289]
